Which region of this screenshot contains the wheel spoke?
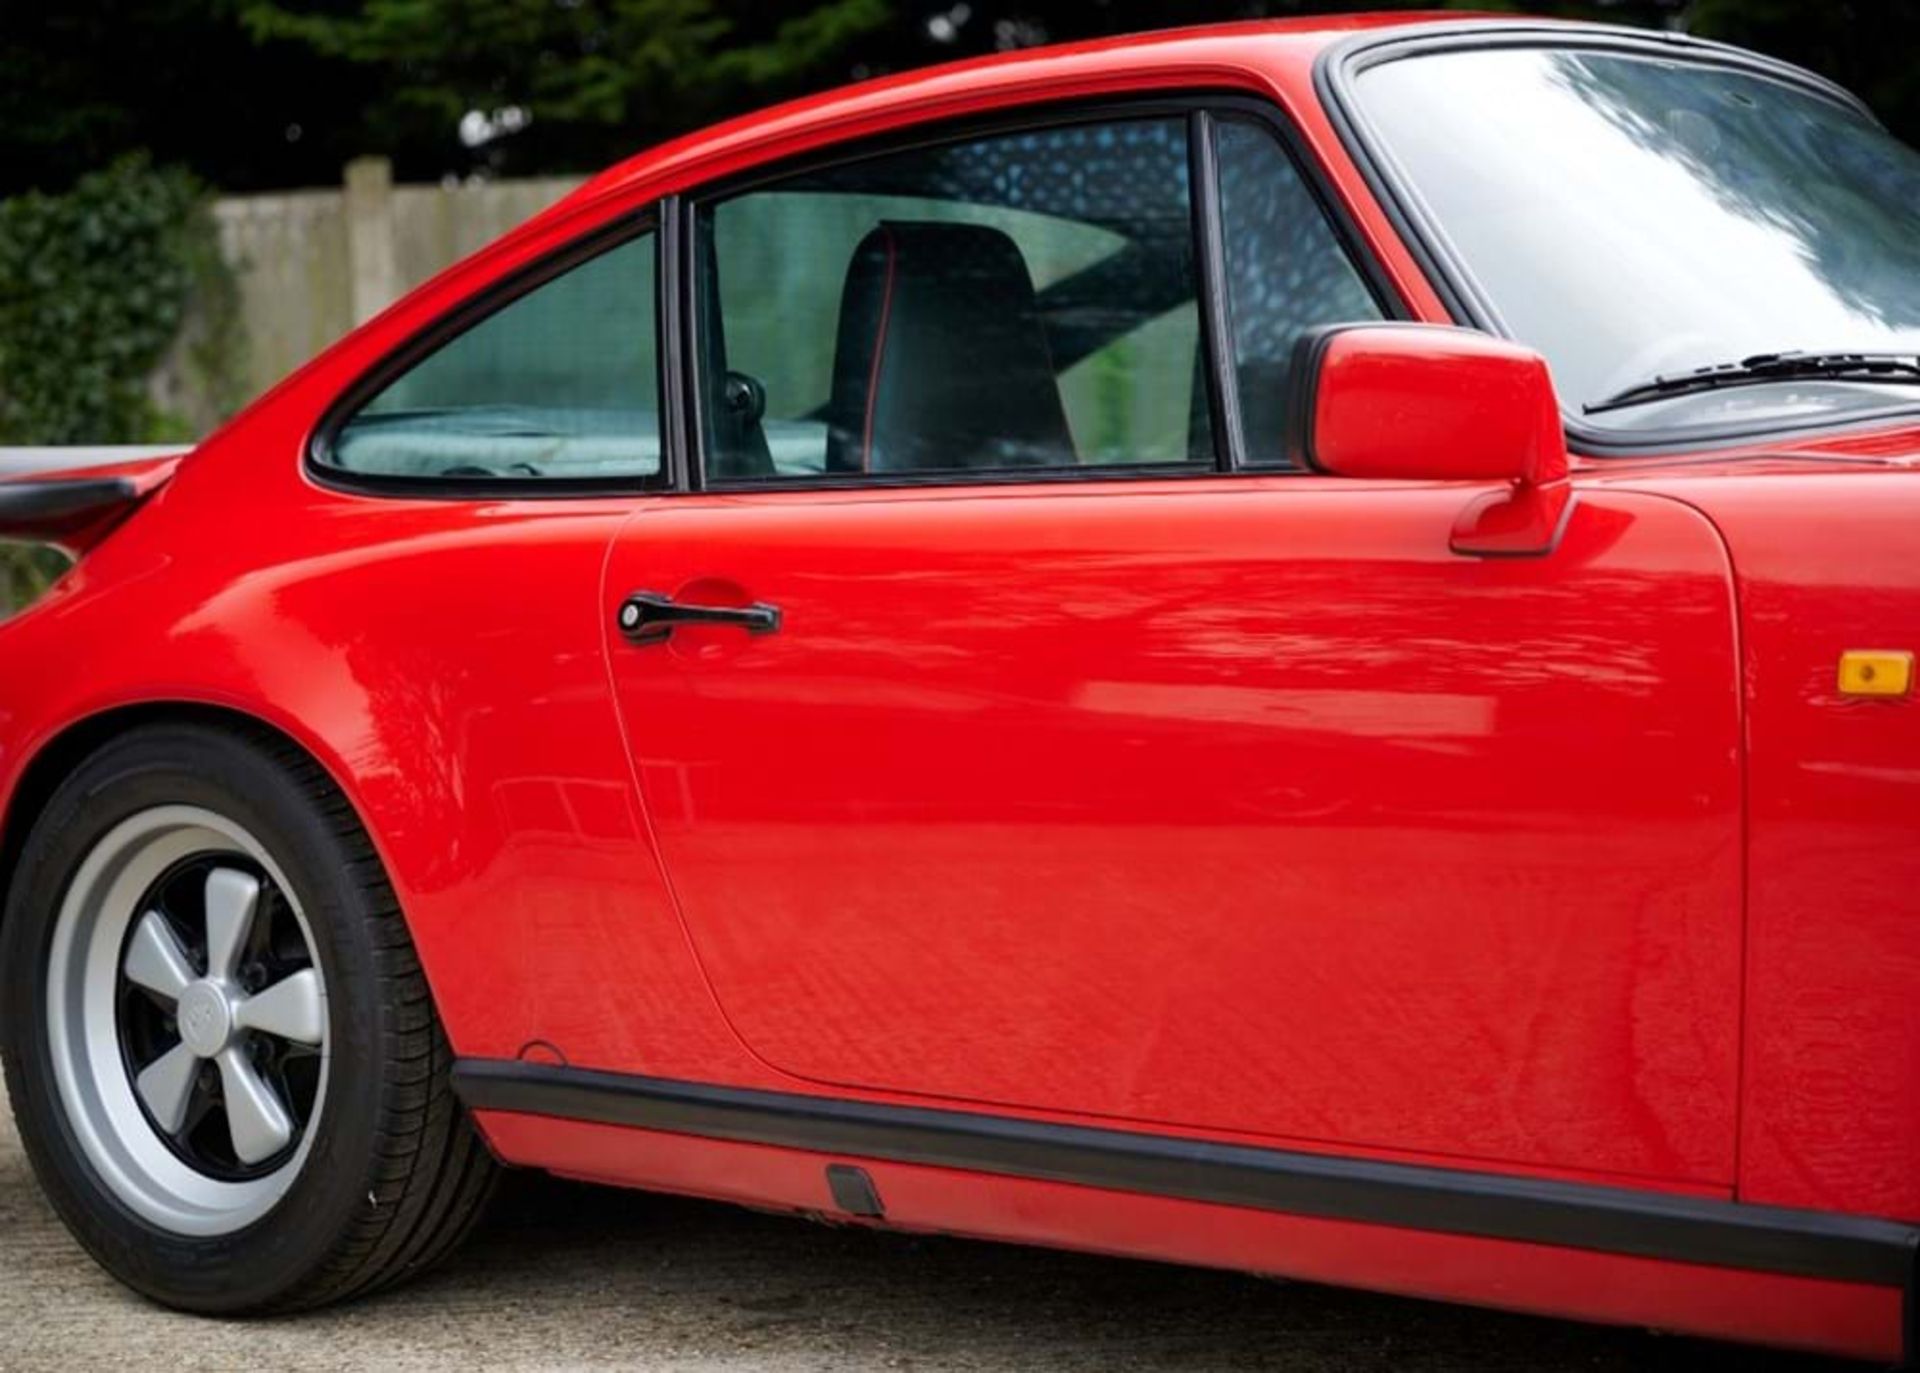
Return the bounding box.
[235,969,325,1046]
[134,1043,200,1135]
[202,868,262,982]
[216,1047,293,1165]
[123,910,195,1002]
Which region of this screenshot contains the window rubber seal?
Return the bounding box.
[1312,19,1920,459]
[304,210,674,501]
[676,91,1409,496]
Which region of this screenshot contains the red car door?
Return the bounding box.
[603,110,1743,1184]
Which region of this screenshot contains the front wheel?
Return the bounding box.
[1,722,497,1312]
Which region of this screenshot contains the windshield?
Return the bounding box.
[1354,46,1920,435]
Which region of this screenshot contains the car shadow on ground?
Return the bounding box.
[1,1103,1862,1372]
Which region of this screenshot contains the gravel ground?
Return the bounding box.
[0,1098,1855,1372]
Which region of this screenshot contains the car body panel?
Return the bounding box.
[1587,464,1920,1222]
[603,481,1742,1183]
[1,14,1917,1362]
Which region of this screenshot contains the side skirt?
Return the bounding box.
[453,1058,1918,1300]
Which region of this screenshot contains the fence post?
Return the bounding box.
[344,156,399,326]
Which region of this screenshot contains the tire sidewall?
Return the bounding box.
[1,726,392,1312]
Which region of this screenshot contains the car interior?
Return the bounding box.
[324,115,1381,484]
[701,118,1210,481]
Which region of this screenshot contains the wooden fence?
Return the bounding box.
[6,164,585,620]
[177,159,585,420]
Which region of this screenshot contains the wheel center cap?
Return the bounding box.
[176,981,233,1057]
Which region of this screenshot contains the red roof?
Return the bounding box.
[556,12,1523,212]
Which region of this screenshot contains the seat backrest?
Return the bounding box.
[825,221,1076,474]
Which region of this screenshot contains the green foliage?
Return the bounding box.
[239,0,893,177]
[0,544,72,620]
[0,1,383,198]
[6,2,1916,195]
[0,155,238,444]
[1684,0,1920,144]
[0,155,239,618]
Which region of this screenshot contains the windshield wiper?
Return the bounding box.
[1585,350,1920,415]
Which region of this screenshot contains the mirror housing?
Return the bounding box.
[1292,324,1575,557]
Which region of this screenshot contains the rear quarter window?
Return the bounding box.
[321,227,661,484]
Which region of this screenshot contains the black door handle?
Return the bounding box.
[618,590,781,644]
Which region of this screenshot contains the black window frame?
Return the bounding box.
[675,93,1407,494]
[1204,106,1401,470]
[307,209,673,500]
[1313,20,1920,458]
[307,93,1407,503]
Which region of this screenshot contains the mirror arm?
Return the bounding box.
[1450,477,1577,558]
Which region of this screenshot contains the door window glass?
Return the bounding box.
[695,119,1210,480]
[1215,120,1385,465]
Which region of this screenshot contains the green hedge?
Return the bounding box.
[0,154,237,443]
[1,545,69,618]
[0,155,238,616]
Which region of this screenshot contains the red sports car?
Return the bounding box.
[3,13,1918,1361]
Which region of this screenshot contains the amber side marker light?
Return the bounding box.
[1838,650,1915,697]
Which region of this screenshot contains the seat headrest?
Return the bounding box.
[825,221,1076,474]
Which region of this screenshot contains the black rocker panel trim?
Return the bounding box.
[453,1059,1919,1292]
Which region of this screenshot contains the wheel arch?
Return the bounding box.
[0,691,503,1310]
[0,700,379,941]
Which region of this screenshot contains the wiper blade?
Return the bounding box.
[1585,350,1920,415]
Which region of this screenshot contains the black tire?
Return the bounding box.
[0,721,499,1313]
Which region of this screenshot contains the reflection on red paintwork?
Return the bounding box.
[604,483,1742,1183]
[0,15,1915,1363]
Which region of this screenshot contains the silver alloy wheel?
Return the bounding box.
[44,806,330,1236]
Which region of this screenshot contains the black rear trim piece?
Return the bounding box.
[454,1059,1919,1289]
[0,476,138,531]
